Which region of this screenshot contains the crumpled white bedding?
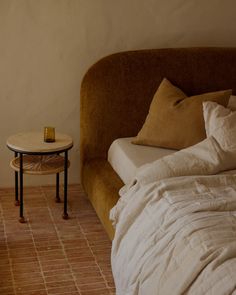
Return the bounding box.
[111,174,236,295]
[110,101,236,294]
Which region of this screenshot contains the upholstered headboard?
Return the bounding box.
[80,47,236,168]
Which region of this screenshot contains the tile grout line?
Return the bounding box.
[75,215,113,294]
[26,186,50,295]
[1,201,17,295]
[41,187,82,295]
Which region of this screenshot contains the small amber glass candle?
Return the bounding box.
[44,127,55,142]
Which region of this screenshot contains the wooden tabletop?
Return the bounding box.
[7,132,73,153]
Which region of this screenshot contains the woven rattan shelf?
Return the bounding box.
[10,155,70,175]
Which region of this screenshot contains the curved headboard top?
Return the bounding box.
[80,47,236,164]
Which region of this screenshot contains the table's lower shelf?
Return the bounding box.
[10,155,70,175]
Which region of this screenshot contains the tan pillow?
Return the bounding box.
[133,78,231,150]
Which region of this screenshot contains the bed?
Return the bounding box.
[80,47,236,294]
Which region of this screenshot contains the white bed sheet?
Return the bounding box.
[108,137,176,184]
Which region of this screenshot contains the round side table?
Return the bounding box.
[7,132,73,223]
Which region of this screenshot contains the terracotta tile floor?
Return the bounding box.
[0,185,115,295]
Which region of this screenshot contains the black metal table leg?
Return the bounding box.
[62,150,68,219]
[19,153,26,223]
[14,152,20,206]
[55,173,60,203]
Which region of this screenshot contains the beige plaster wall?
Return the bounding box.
[1,0,236,187]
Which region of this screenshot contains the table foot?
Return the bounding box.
[19,217,26,223]
[62,213,69,220]
[55,197,61,203]
[15,200,20,206]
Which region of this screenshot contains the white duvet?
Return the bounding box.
[111,174,236,294]
[110,102,236,294]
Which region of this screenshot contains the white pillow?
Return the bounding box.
[227,95,236,111]
[203,101,236,150]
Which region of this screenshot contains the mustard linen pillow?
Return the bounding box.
[133,78,231,150]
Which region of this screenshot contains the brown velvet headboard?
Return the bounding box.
[80,47,236,170]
